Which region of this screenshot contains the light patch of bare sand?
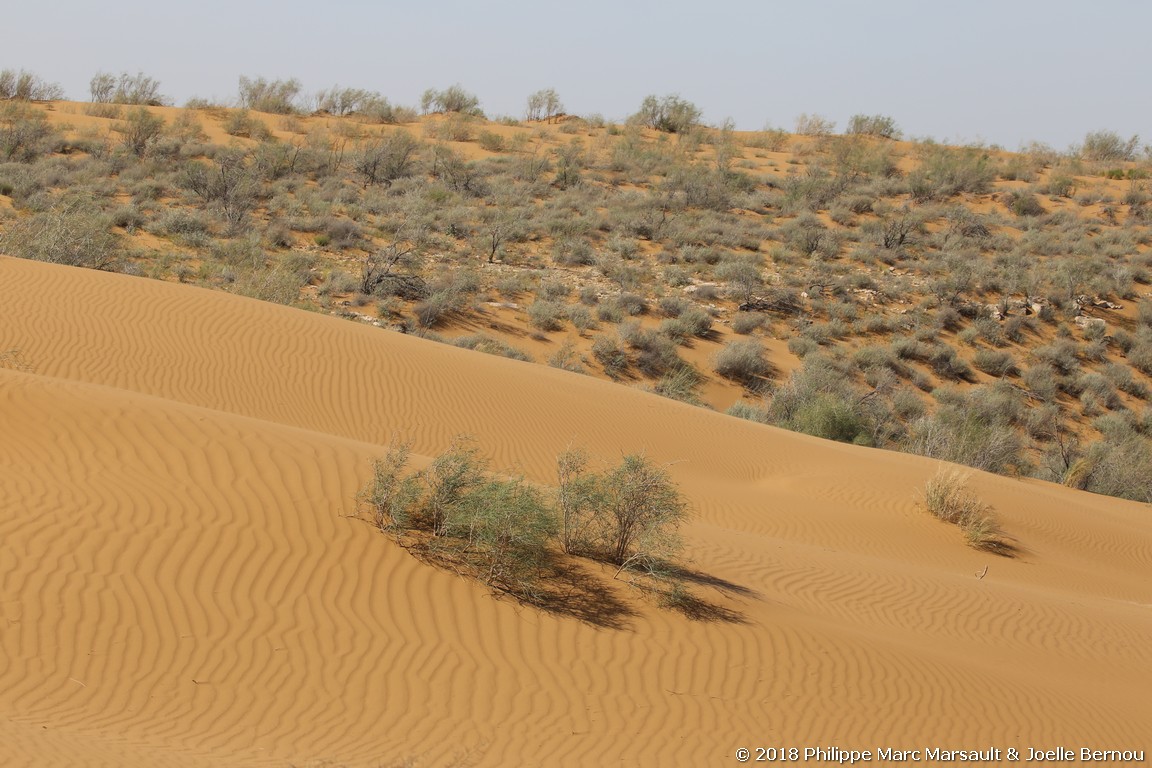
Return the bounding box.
[1,256,1150,767]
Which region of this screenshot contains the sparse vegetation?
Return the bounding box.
[632,94,701,134]
[0,74,1149,505]
[922,469,1009,552]
[359,440,715,621]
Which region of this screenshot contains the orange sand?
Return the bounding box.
[1,256,1149,766]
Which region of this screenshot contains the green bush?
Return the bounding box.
[527,300,566,331]
[972,348,1016,377]
[421,85,483,116]
[0,69,63,101]
[90,71,167,105]
[1005,189,1045,217]
[237,76,301,114]
[0,200,119,269]
[592,334,630,379]
[845,114,901,139]
[1079,130,1140,162]
[714,339,770,388]
[731,312,766,334]
[632,94,701,134]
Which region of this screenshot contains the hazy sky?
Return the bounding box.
[6,0,1148,150]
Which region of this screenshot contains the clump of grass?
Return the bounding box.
[921,469,1010,553]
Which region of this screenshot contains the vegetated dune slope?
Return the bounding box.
[1,256,1149,768]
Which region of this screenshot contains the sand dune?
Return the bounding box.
[1,256,1149,767]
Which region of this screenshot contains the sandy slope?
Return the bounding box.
[1,256,1149,767]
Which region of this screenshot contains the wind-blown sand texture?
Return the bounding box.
[1,256,1149,767]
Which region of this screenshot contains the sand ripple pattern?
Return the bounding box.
[1,258,1150,767]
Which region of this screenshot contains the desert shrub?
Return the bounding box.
[715,258,764,301]
[650,366,703,405]
[788,336,819,357]
[117,107,165,156]
[592,334,630,379]
[90,71,167,105]
[414,290,464,327]
[1126,341,1152,375]
[452,334,532,362]
[972,348,1016,377]
[109,203,145,231]
[237,76,301,114]
[852,344,904,376]
[599,454,687,566]
[1022,363,1061,402]
[657,295,690,318]
[678,307,713,337]
[151,208,212,238]
[364,440,556,593]
[421,85,483,116]
[0,69,63,101]
[1135,302,1152,329]
[477,130,505,152]
[619,322,684,377]
[731,312,766,334]
[714,339,770,389]
[1103,363,1149,399]
[538,280,572,302]
[908,145,996,201]
[556,448,689,576]
[612,292,647,316]
[229,263,306,305]
[905,401,1026,475]
[921,470,1006,551]
[548,339,586,373]
[557,450,688,568]
[794,113,835,136]
[1071,432,1152,504]
[567,305,596,333]
[525,88,564,122]
[527,300,566,331]
[1077,372,1121,412]
[745,127,789,151]
[352,130,420,187]
[1033,339,1081,376]
[596,302,623,324]
[632,94,701,134]
[553,238,595,266]
[0,102,61,161]
[1004,189,1045,217]
[1079,130,1140,163]
[845,114,901,139]
[0,200,119,269]
[180,149,260,231]
[792,393,871,445]
[780,213,832,256]
[929,346,975,381]
[1041,173,1076,197]
[761,356,885,445]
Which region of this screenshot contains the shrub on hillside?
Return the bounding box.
[714,339,771,389]
[0,200,119,270]
[1079,130,1140,163]
[0,69,63,101]
[90,71,167,105]
[845,114,901,139]
[632,94,701,134]
[421,85,483,116]
[592,334,630,379]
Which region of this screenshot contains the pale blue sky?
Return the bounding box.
[7,0,1148,150]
